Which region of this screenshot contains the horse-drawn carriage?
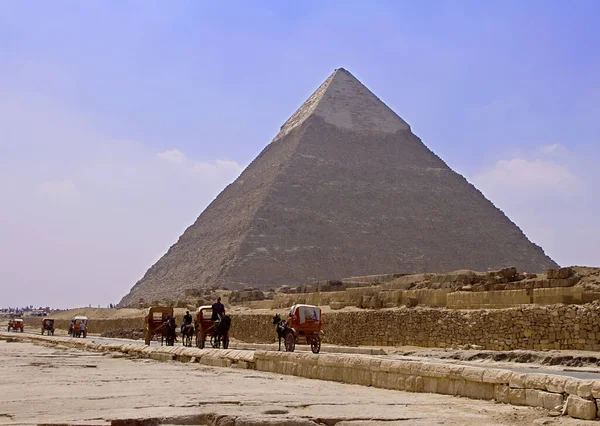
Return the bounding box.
[7,318,24,332]
[195,306,231,349]
[70,316,88,338]
[144,306,174,345]
[274,304,322,354]
[41,318,55,335]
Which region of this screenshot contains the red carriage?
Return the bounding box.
[144,306,174,345]
[195,306,231,349]
[275,304,323,354]
[7,318,24,332]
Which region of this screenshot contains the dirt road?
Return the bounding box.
[0,340,589,426]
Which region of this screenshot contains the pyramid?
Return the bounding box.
[120,68,558,305]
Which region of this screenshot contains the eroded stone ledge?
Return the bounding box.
[3,332,600,421]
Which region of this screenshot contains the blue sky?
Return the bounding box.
[1,1,598,308]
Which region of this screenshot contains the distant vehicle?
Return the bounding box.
[7,318,24,333]
[195,306,231,349]
[70,316,88,338]
[274,304,322,353]
[41,318,55,335]
[144,306,173,345]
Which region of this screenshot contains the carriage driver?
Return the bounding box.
[181,310,192,333]
[211,297,225,322]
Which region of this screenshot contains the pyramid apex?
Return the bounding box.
[275,68,410,141]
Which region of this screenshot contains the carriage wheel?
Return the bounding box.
[223,334,229,349]
[284,332,295,352]
[310,335,321,354]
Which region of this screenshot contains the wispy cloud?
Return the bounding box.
[158,149,185,163]
[472,146,599,267]
[474,157,582,196]
[0,94,244,309]
[541,143,560,154]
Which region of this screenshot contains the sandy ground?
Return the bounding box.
[0,340,590,426]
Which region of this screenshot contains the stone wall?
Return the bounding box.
[243,281,590,311]
[28,303,600,352]
[228,304,600,351]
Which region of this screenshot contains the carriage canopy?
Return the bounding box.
[196,305,213,319]
[13,318,24,324]
[289,304,321,324]
[145,306,173,322]
[72,316,88,323]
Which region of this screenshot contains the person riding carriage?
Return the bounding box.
[181,310,192,334]
[195,298,231,349]
[211,297,225,322]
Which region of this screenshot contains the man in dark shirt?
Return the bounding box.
[211,297,225,321]
[181,310,192,334]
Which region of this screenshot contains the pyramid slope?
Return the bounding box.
[120,69,557,306]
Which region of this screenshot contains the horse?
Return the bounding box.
[273,313,289,351]
[210,315,232,349]
[163,318,177,346]
[181,323,195,347]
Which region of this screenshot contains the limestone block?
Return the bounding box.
[389,361,421,376]
[546,376,567,394]
[294,352,318,366]
[524,373,549,391]
[591,381,600,398]
[200,357,232,368]
[464,381,495,400]
[436,378,465,396]
[494,384,510,404]
[375,371,404,390]
[181,348,203,358]
[254,359,268,371]
[232,360,250,369]
[368,358,382,372]
[394,375,407,391]
[317,354,345,368]
[150,352,174,361]
[566,395,597,420]
[564,378,581,395]
[525,389,564,410]
[423,377,439,393]
[577,380,594,398]
[509,388,527,406]
[405,376,424,392]
[509,373,526,389]
[377,359,396,373]
[443,365,467,381]
[482,368,512,384]
[461,366,484,383]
